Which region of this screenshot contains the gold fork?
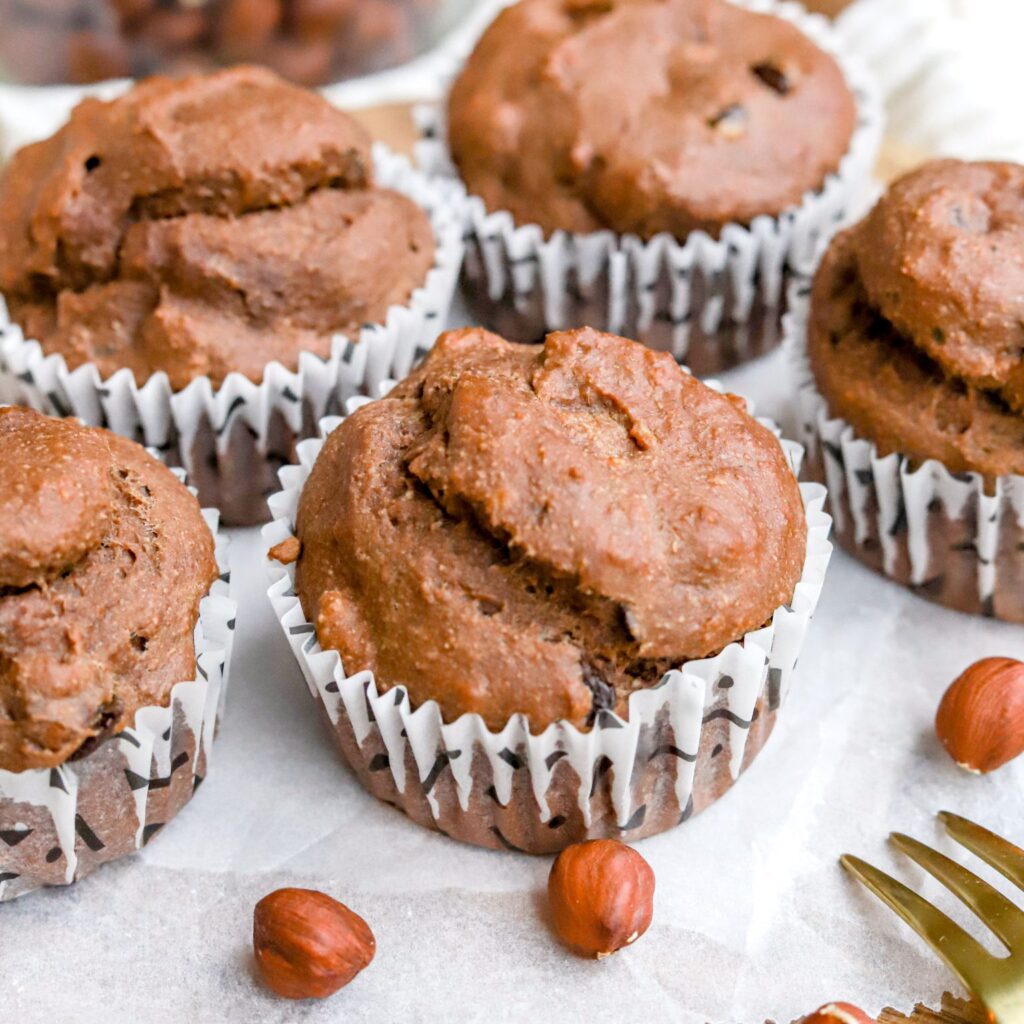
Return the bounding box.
[841,812,1024,1024]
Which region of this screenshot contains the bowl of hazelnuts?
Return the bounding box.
[0,0,475,87]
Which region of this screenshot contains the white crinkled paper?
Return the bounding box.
[833,0,1024,163]
[2,373,1023,1020]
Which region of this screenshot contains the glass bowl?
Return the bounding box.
[0,0,476,87]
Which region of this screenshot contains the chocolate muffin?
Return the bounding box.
[0,64,459,526]
[0,406,232,899]
[426,0,876,376]
[809,160,1024,481]
[798,159,1024,621]
[269,325,828,852]
[295,326,807,731]
[448,0,857,240]
[0,65,435,391]
[0,406,217,772]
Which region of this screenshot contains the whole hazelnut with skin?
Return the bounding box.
[801,1003,876,1024]
[935,657,1024,774]
[253,888,375,999]
[547,839,655,958]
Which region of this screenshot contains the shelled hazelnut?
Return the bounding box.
[547,839,655,958]
[253,887,375,1000]
[801,1003,876,1024]
[935,657,1024,774]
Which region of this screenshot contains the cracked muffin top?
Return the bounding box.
[808,159,1024,480]
[447,0,856,240]
[0,65,435,390]
[293,326,807,732]
[0,407,217,773]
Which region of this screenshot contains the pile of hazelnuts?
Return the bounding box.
[0,0,440,86]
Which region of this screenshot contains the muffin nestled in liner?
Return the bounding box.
[0,407,235,900]
[265,327,832,854]
[0,65,463,525]
[416,0,882,375]
[786,159,1024,623]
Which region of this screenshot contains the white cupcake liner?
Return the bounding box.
[784,278,1024,623]
[414,0,883,375]
[833,0,1024,163]
[262,387,833,854]
[0,475,237,901]
[0,144,464,526]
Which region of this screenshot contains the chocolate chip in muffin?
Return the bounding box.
[708,103,748,138]
[751,61,791,95]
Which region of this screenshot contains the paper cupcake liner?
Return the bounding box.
[0,478,236,901]
[414,0,883,376]
[0,145,464,527]
[784,280,1024,624]
[833,0,1024,163]
[262,391,833,855]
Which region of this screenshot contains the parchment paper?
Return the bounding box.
[1,324,1022,1024]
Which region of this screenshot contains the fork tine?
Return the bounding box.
[940,812,1024,890]
[890,832,1024,950]
[840,854,993,993]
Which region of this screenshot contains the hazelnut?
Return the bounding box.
[801,1003,876,1024]
[67,31,133,84]
[291,0,355,41]
[547,839,654,958]
[253,887,375,1000]
[216,0,282,62]
[935,657,1024,774]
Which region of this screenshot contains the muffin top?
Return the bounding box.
[808,159,1024,480]
[294,326,807,732]
[447,0,856,239]
[0,407,218,773]
[0,65,435,390]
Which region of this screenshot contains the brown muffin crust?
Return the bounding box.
[0,407,218,773]
[447,0,856,240]
[853,160,1024,413]
[808,161,1024,481]
[0,65,435,389]
[295,326,807,732]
